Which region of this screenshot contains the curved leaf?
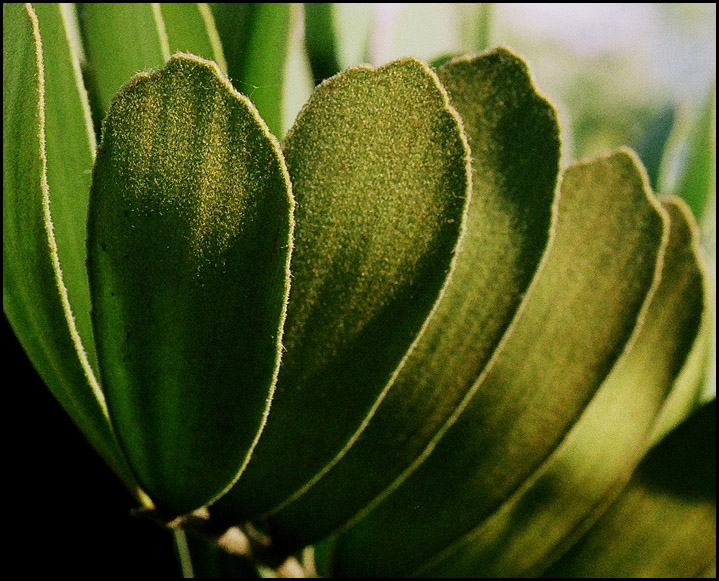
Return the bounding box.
[265,48,560,549]
[87,54,293,516]
[3,2,135,492]
[159,3,227,73]
[209,3,292,137]
[213,57,471,522]
[331,150,668,577]
[543,399,716,578]
[78,3,169,120]
[303,3,342,82]
[415,196,706,577]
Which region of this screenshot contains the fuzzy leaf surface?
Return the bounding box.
[332,150,668,577]
[87,54,293,515]
[266,48,560,548]
[416,197,706,577]
[213,57,471,521]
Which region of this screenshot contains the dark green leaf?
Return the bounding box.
[213,57,471,522]
[265,48,560,549]
[303,3,342,83]
[331,150,668,577]
[87,54,293,515]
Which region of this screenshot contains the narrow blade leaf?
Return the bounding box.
[77,3,169,120]
[209,3,292,137]
[87,54,293,515]
[674,82,716,220]
[3,3,135,491]
[303,3,342,82]
[159,3,227,73]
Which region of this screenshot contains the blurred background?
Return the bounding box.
[10,3,715,576]
[289,1,716,398]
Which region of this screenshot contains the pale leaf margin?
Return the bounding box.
[257,56,474,519]
[18,2,142,499]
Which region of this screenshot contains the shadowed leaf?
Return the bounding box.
[331,150,668,577]
[543,399,716,578]
[213,57,471,523]
[87,54,293,515]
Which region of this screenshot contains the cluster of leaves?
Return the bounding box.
[3,3,715,578]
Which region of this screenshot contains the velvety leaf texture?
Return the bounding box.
[331,150,668,577]
[2,4,714,575]
[414,196,706,577]
[264,48,561,549]
[213,57,471,522]
[87,54,293,516]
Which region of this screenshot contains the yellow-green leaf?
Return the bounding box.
[265,48,560,549]
[331,150,668,577]
[543,399,716,578]
[87,54,293,516]
[213,57,471,522]
[414,197,706,577]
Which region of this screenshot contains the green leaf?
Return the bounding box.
[543,399,716,578]
[31,3,97,372]
[674,82,716,220]
[413,196,706,578]
[303,3,342,82]
[458,3,493,53]
[3,3,136,493]
[632,106,675,191]
[159,3,227,73]
[78,3,169,120]
[87,54,293,516]
[264,48,561,549]
[331,150,668,577]
[209,3,292,137]
[212,57,471,522]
